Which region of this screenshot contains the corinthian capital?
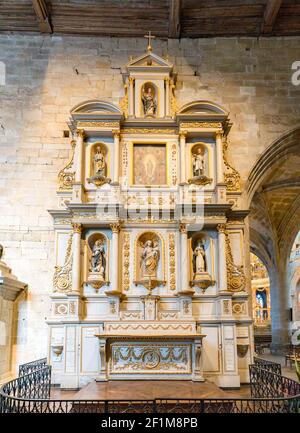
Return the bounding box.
[72,223,82,234]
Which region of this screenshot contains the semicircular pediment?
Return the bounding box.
[178,100,228,116]
[71,99,122,115]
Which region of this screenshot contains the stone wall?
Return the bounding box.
[0,34,299,370]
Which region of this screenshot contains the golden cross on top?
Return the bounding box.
[144,31,155,52]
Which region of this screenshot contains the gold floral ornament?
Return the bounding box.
[222,135,241,192]
[169,233,176,290]
[53,233,73,293]
[58,140,76,190]
[225,231,246,292]
[120,83,128,118]
[170,79,179,117]
[123,233,130,291]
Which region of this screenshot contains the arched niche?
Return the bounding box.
[250,252,271,328]
[134,231,164,286]
[140,81,158,118]
[84,232,109,289]
[87,142,110,179]
[188,232,215,285]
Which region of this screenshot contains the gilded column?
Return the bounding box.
[71,223,82,294]
[179,223,189,292]
[112,130,120,184]
[108,223,120,294]
[129,77,134,117]
[217,224,228,292]
[179,131,187,184]
[75,129,85,183]
[216,131,224,184]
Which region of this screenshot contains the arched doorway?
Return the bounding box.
[289,231,300,332]
[250,253,271,348]
[247,127,300,353]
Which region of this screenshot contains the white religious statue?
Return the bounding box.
[140,240,160,278]
[192,148,205,178]
[142,85,157,117]
[94,146,106,177]
[193,242,207,278]
[90,239,106,280]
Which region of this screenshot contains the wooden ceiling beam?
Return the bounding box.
[261,0,282,34]
[31,0,52,33]
[168,0,181,38]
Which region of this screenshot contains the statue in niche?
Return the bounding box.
[193,242,207,277]
[192,148,205,177]
[191,240,213,292]
[140,240,160,278]
[142,85,157,117]
[188,147,212,186]
[87,145,111,187]
[90,239,106,280]
[94,146,106,177]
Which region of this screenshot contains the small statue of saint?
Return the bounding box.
[193,242,207,277]
[90,239,106,279]
[142,85,157,117]
[192,148,205,177]
[140,239,160,278]
[94,146,106,177]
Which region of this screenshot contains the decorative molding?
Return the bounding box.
[57,140,76,190]
[222,137,241,192]
[180,122,222,129]
[53,233,73,293]
[77,121,120,128]
[121,128,176,135]
[169,233,176,290]
[122,232,130,291]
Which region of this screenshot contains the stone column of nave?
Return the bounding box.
[179,131,187,184]
[112,130,120,184]
[107,223,121,295]
[215,131,224,184]
[217,224,228,292]
[71,223,82,295]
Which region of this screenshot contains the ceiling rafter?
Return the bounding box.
[168,0,181,38]
[31,0,52,34]
[261,0,282,34]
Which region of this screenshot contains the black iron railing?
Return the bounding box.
[0,359,299,413]
[18,358,48,377]
[253,356,282,375]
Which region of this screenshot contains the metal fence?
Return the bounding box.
[18,358,48,377]
[0,359,299,414]
[253,356,282,375]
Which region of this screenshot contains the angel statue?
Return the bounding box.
[193,242,207,277]
[192,148,205,177]
[90,239,106,280]
[93,146,106,177]
[140,239,160,278]
[142,85,157,117]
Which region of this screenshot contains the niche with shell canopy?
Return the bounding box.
[188,143,212,186]
[87,142,111,187]
[189,232,214,292]
[85,232,109,290]
[134,231,165,292]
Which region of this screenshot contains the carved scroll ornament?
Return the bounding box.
[58,140,76,190]
[53,233,73,293]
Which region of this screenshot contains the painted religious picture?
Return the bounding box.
[133,144,167,185]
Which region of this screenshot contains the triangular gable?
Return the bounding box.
[127,51,173,68]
